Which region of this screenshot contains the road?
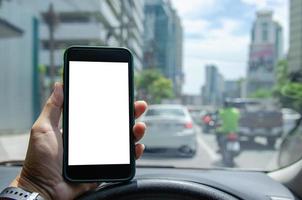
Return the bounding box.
[0,126,280,170]
[137,125,280,170]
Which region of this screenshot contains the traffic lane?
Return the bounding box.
[0,127,281,170]
[137,127,213,168]
[138,125,280,170]
[199,127,280,170]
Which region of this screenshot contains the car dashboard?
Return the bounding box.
[0,165,299,200]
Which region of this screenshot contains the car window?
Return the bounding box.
[145,108,185,117]
[0,0,301,171]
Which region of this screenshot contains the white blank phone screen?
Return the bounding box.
[68,61,130,165]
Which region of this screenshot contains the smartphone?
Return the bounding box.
[63,46,135,182]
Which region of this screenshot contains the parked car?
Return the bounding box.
[139,104,197,157]
[282,108,301,135]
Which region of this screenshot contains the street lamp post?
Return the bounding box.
[43,3,59,89]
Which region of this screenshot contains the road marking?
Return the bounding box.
[195,127,220,161]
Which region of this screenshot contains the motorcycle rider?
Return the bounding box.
[216,99,240,152]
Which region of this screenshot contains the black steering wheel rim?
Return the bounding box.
[78,179,239,200]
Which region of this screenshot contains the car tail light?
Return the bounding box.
[227,132,238,141]
[184,122,193,129]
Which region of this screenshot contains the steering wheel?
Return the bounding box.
[78,179,239,200]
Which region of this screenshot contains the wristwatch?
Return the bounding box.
[0,187,44,200]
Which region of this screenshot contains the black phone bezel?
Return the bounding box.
[63,46,135,182]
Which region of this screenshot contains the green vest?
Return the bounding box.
[218,107,240,133]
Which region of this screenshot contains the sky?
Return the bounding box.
[170,0,289,95]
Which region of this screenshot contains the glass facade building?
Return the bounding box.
[247,11,283,95]
[288,0,302,73]
[143,0,183,96]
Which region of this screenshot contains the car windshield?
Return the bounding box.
[1,0,302,171]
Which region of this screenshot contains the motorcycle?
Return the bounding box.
[202,113,218,133]
[216,131,241,167]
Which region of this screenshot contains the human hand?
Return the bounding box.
[10,83,147,200]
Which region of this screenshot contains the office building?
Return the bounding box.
[288,0,302,73]
[202,65,224,106]
[143,0,183,96]
[39,0,144,79]
[247,11,283,95]
[181,95,202,106]
[0,0,145,132]
[0,1,40,131]
[224,80,241,99]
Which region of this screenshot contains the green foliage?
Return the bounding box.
[273,60,289,95]
[275,60,288,85]
[273,60,302,112]
[136,69,174,103]
[249,88,272,98]
[150,77,174,103]
[282,83,302,99]
[38,64,47,74]
[280,82,302,111]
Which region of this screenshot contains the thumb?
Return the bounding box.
[35,83,64,129]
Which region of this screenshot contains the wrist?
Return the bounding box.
[10,174,52,200]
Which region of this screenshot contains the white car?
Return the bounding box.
[282,108,301,135]
[139,104,197,157]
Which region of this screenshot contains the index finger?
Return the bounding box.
[134,101,147,119]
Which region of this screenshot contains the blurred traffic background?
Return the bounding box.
[0,0,302,170]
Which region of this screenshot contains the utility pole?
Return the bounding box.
[44,3,59,89]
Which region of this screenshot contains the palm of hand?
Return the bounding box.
[11,84,147,200]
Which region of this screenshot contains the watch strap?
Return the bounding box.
[0,187,44,200]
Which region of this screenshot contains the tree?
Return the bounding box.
[275,60,288,86]
[150,77,174,103]
[280,82,302,112]
[249,88,272,98]
[273,60,289,96]
[136,69,174,103]
[273,60,302,112]
[273,60,291,106]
